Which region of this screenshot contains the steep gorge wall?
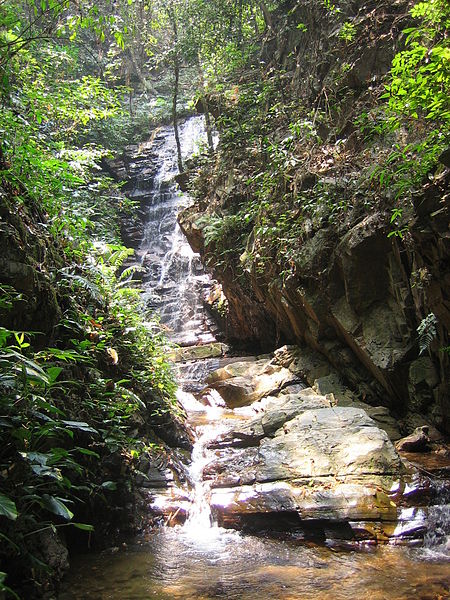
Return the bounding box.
[180,0,449,434]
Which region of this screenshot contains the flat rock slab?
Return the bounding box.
[210,479,397,523]
[209,388,332,448]
[171,342,228,362]
[205,406,404,526]
[187,347,428,543]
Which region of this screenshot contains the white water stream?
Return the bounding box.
[135,117,229,532]
[136,116,216,347]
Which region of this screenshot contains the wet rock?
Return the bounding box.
[206,357,295,408]
[210,376,259,408]
[260,389,331,436]
[181,158,450,434]
[171,342,228,362]
[396,426,431,452]
[272,346,403,441]
[210,479,398,525]
[38,529,69,576]
[142,488,190,527]
[210,388,332,450]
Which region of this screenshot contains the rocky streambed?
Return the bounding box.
[104,115,448,554]
[141,344,448,551]
[60,118,449,599]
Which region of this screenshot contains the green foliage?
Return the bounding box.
[0,494,18,521]
[0,35,127,254]
[0,242,177,592]
[356,0,450,234]
[384,0,450,125]
[323,0,339,14]
[387,207,407,239]
[338,21,356,42]
[0,3,179,596]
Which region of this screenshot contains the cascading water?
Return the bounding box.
[183,415,225,534]
[132,116,227,530]
[136,116,216,347]
[423,479,450,559]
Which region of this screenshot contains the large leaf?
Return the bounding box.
[0,493,18,521]
[101,481,117,491]
[0,350,49,386]
[21,451,49,465]
[75,447,100,458]
[41,495,74,520]
[45,366,63,384]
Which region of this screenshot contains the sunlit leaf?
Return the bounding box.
[0,494,18,521]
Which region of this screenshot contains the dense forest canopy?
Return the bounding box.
[0,0,449,597]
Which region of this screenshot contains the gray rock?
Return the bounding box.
[206,358,295,407]
[207,406,404,524]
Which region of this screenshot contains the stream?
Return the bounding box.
[60,118,449,599]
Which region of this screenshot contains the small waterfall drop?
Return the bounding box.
[184,420,222,533]
[423,479,450,559]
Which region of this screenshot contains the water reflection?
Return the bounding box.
[60,529,449,600]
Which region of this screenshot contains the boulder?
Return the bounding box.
[207,407,402,488]
[396,426,431,452]
[206,356,295,407]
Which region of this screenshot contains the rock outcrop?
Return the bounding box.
[192,351,434,545]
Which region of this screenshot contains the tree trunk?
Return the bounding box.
[173,57,183,173]
[168,7,183,173]
[237,0,243,46]
[259,2,273,30]
[127,47,155,95]
[197,57,214,154]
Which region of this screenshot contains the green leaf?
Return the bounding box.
[0,571,20,599]
[41,495,74,520]
[72,522,94,531]
[22,451,49,466]
[0,494,18,521]
[101,481,117,491]
[46,366,63,384]
[75,447,100,458]
[62,420,98,434]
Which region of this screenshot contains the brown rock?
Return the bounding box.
[396,426,430,452]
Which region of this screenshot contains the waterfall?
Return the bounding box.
[60,118,450,600]
[133,116,226,531]
[137,116,216,347]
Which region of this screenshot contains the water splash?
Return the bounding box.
[176,386,228,540]
[422,479,450,560]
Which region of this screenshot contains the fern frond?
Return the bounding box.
[61,273,103,304]
[117,264,145,283]
[417,313,437,355]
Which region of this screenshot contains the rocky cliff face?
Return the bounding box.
[0,194,62,341]
[179,0,449,434]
